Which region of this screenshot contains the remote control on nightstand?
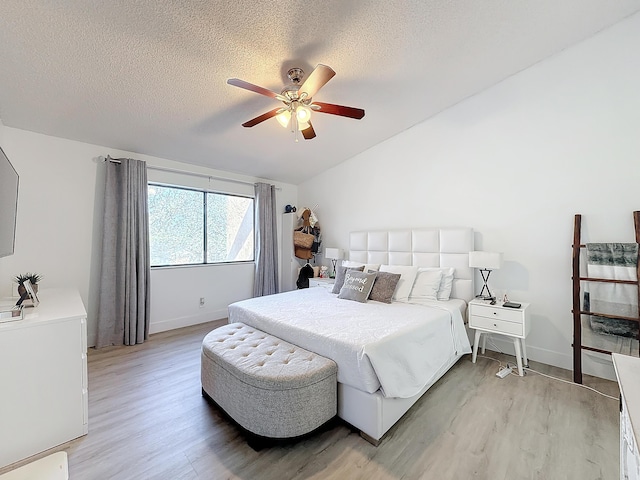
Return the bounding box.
[503,302,521,308]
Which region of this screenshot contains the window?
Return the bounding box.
[148,184,254,267]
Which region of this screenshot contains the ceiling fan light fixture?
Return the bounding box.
[228,64,365,140]
[296,105,312,123]
[276,110,291,128]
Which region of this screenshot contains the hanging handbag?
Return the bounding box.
[294,246,314,260]
[294,230,314,249]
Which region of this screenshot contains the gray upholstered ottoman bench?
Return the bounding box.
[201,322,337,442]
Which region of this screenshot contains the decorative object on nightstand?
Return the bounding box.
[469,298,531,376]
[468,251,503,301]
[319,265,329,278]
[324,248,343,278]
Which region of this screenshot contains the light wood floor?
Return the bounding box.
[2,321,620,479]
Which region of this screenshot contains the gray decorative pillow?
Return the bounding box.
[338,270,377,303]
[369,271,401,304]
[331,265,365,294]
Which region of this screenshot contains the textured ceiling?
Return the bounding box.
[1,1,639,184]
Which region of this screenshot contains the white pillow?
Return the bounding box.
[342,260,381,272]
[437,267,455,300]
[415,267,455,300]
[409,269,443,300]
[379,265,419,302]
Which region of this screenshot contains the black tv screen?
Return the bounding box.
[0,146,19,258]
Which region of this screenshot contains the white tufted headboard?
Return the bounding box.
[349,228,475,302]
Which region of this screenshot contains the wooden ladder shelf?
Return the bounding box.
[572,211,640,383]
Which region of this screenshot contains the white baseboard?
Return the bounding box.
[0,451,68,479]
[149,308,228,335]
[86,309,228,347]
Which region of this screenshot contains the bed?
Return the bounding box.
[228,227,474,443]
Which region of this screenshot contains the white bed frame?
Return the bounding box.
[338,228,474,444]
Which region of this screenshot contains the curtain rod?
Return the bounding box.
[101,156,281,190]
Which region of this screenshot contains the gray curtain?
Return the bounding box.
[254,182,279,296]
[96,157,151,348]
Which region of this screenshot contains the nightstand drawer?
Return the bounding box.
[470,304,524,324]
[309,278,334,289]
[470,315,524,336]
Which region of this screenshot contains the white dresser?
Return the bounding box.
[613,353,640,480]
[0,289,88,468]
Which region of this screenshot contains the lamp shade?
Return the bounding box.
[324,248,343,260]
[276,110,291,128]
[469,251,503,270]
[296,105,312,123]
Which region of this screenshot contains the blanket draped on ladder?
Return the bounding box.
[585,243,639,338]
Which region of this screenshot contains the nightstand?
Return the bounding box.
[469,298,531,376]
[308,278,334,290]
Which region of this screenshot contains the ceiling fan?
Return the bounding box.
[227,64,365,141]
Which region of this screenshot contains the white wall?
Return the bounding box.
[0,127,297,346]
[299,12,640,379]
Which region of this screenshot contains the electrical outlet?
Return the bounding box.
[199,297,205,308]
[496,366,512,378]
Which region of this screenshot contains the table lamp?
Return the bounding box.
[469,251,503,300]
[324,248,343,278]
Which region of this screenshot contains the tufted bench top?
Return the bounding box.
[202,323,337,391]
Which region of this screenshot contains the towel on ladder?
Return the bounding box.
[585,243,639,338]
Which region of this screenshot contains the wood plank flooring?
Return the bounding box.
[1,321,620,479]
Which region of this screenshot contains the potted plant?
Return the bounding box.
[14,272,42,296]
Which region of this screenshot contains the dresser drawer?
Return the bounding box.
[470,304,524,324]
[470,315,524,336]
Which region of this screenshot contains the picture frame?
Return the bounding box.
[17,279,40,307]
[24,279,39,307]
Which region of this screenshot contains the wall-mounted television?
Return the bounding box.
[0,146,19,258]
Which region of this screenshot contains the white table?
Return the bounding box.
[308,277,334,290]
[469,298,531,376]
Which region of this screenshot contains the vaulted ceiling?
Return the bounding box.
[1,1,639,184]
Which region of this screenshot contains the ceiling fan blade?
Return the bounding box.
[242,108,282,128]
[301,122,316,140]
[227,78,288,102]
[312,102,365,119]
[298,64,336,99]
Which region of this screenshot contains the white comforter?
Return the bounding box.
[228,288,471,398]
